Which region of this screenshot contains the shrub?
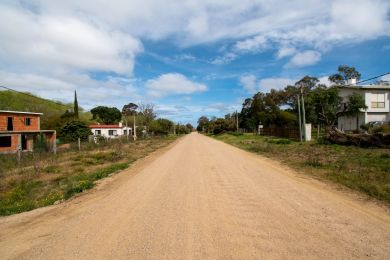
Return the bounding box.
[59,120,92,143]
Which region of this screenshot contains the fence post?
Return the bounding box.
[78,138,81,151]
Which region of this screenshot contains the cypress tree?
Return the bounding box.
[74,90,79,119]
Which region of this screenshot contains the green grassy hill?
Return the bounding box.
[0,90,91,129]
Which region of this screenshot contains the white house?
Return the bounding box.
[337,81,390,131]
[89,122,132,139]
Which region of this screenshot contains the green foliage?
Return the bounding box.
[91,106,122,124]
[0,181,44,215]
[122,103,138,116]
[74,90,79,119]
[329,65,361,85]
[149,118,174,135]
[265,138,291,144]
[59,120,92,142]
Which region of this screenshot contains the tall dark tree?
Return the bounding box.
[74,90,79,119]
[122,102,138,116]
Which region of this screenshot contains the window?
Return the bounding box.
[124,130,127,135]
[108,130,117,136]
[7,117,13,131]
[0,136,12,147]
[95,130,101,135]
[25,118,31,126]
[371,93,385,109]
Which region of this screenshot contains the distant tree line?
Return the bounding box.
[197,65,367,135]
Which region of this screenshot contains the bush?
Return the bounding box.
[266,138,291,144]
[59,120,92,142]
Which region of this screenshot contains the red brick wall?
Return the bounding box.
[0,113,40,131]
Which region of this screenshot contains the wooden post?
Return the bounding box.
[17,149,21,166]
[317,124,320,139]
[78,138,81,151]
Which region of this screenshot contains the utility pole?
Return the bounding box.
[297,94,303,142]
[133,114,137,141]
[301,87,306,141]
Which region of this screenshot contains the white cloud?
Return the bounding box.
[0,70,140,109]
[276,47,297,59]
[0,4,142,75]
[381,74,390,82]
[210,52,237,65]
[258,78,296,92]
[285,50,322,68]
[318,76,332,86]
[239,75,257,94]
[240,74,295,93]
[146,73,207,98]
[234,35,268,53]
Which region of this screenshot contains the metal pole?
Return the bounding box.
[301,89,306,141]
[297,94,303,142]
[133,114,137,141]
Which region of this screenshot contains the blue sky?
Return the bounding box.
[1,0,390,125]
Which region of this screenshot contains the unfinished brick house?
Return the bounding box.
[0,110,56,153]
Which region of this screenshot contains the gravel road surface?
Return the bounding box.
[0,133,389,259]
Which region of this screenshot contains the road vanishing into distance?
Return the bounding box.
[0,133,389,259]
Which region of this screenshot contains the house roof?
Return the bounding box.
[338,84,390,90]
[0,110,43,115]
[89,124,122,129]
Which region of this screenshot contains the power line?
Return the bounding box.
[345,72,390,87]
[0,85,70,108]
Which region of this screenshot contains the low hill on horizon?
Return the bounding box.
[0,90,91,129]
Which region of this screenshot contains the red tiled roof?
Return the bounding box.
[89,124,121,129]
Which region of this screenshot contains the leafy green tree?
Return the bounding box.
[149,118,173,135]
[90,106,122,124]
[197,116,210,132]
[59,121,92,142]
[309,86,367,128]
[137,103,156,129]
[329,65,361,85]
[185,123,194,132]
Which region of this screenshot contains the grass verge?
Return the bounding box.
[214,133,390,203]
[0,136,178,216]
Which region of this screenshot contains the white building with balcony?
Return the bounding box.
[337,82,390,131]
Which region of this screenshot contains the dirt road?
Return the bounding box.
[1,133,389,259]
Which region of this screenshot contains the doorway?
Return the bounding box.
[21,134,27,150]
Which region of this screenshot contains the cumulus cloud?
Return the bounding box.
[285,50,322,68]
[239,74,295,93]
[276,47,297,59]
[239,75,257,94]
[0,4,142,75]
[146,73,207,98]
